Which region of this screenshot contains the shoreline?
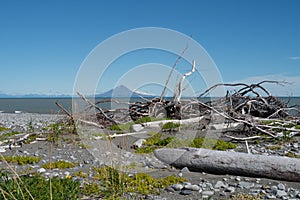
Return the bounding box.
[0,113,65,132]
[0,113,299,199]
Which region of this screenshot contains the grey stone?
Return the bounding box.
[64,171,70,176]
[225,186,235,193]
[171,183,183,191]
[223,178,228,182]
[214,181,227,189]
[276,190,287,198]
[70,155,76,160]
[292,143,299,148]
[205,182,213,189]
[238,181,255,189]
[181,167,190,173]
[266,194,277,199]
[250,189,261,196]
[254,184,262,188]
[165,186,175,193]
[179,189,193,195]
[131,124,144,132]
[277,183,285,191]
[270,185,278,195]
[37,168,46,173]
[202,190,214,196]
[182,182,191,185]
[184,184,200,191]
[84,160,89,164]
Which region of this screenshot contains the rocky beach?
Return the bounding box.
[0,113,299,199]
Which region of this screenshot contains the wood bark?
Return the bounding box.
[154,148,300,182]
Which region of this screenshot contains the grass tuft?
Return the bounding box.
[42,160,75,169]
[1,156,41,166]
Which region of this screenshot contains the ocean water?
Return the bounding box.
[0,97,299,114]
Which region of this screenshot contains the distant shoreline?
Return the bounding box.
[0,97,299,114]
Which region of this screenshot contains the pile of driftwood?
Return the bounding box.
[57,48,300,181]
[199,81,292,118]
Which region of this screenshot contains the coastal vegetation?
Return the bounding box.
[42,160,76,169]
[1,155,41,165]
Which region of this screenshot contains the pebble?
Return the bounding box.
[184,184,200,191]
[277,183,285,190]
[238,181,255,189]
[225,186,235,193]
[180,167,190,173]
[250,189,261,196]
[64,171,70,176]
[37,168,46,173]
[165,187,175,193]
[179,189,193,195]
[70,155,76,160]
[276,190,288,198]
[171,184,183,191]
[202,190,214,196]
[214,181,227,189]
[270,185,278,195]
[266,194,277,199]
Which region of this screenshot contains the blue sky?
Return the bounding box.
[0,0,300,96]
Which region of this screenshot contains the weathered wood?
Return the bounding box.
[154,148,300,182]
[130,116,209,132]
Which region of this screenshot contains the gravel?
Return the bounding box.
[0,113,299,199]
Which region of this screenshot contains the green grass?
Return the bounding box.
[0,126,10,132]
[266,145,282,150]
[136,133,175,154]
[0,167,187,200]
[168,137,237,151]
[161,122,180,131]
[135,146,157,154]
[190,137,237,150]
[0,131,20,141]
[42,160,75,169]
[73,171,88,178]
[109,122,134,132]
[93,166,187,198]
[134,116,153,124]
[259,120,275,125]
[135,133,236,154]
[285,152,300,158]
[0,173,80,199]
[1,156,41,166]
[295,125,300,129]
[44,123,76,143]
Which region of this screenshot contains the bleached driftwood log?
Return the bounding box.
[131,116,210,132]
[154,148,300,182]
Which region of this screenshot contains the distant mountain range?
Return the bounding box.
[0,85,155,98]
[95,85,154,98]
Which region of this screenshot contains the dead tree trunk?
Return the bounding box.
[154,148,300,182]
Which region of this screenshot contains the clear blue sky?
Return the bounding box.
[1,0,300,96]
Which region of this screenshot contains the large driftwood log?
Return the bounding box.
[154,148,300,182]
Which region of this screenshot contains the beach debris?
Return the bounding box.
[154,148,300,182]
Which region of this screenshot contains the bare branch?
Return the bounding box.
[76,91,122,125]
[160,43,189,101]
[174,60,196,103]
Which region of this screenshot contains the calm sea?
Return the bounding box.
[0,97,299,114]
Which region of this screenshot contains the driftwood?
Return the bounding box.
[154,148,300,182]
[160,42,189,101]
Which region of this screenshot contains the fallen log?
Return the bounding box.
[154,148,300,182]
